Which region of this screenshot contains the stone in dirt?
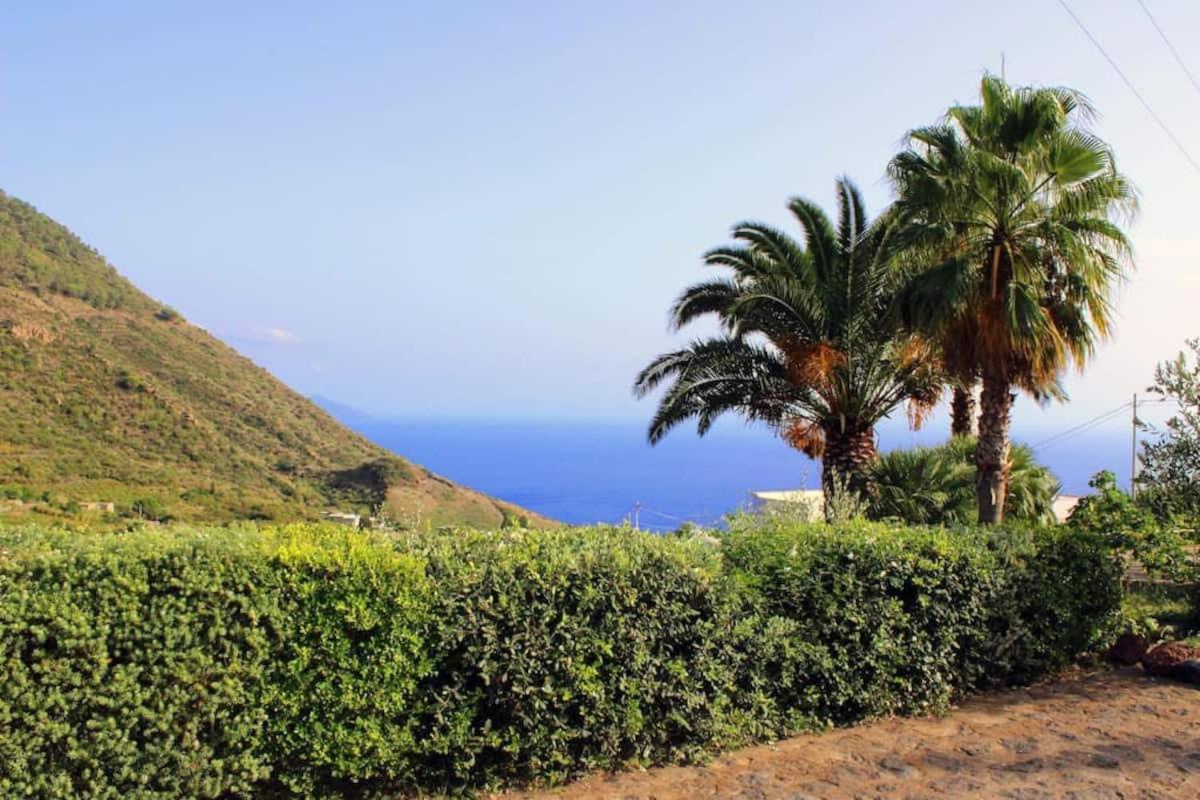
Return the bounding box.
[1001,737,1039,754]
[878,755,914,776]
[1105,633,1149,665]
[1141,642,1200,677]
[1173,659,1200,686]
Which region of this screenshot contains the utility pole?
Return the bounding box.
[1131,393,1138,499]
[631,501,641,530]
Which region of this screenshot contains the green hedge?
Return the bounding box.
[0,527,431,799]
[0,521,1122,797]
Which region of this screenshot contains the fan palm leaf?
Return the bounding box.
[889,74,1136,523]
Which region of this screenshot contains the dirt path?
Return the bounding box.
[500,668,1200,799]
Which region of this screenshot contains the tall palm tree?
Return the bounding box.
[889,75,1136,523]
[634,179,940,505]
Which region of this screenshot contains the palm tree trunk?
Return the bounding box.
[950,383,977,437]
[975,373,1014,524]
[821,425,877,519]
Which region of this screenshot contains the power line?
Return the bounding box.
[1030,396,1176,450]
[1032,401,1131,449]
[1136,0,1200,99]
[1056,0,1200,175]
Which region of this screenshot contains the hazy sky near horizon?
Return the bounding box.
[2,1,1198,435]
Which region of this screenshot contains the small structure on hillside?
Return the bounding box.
[81,501,116,513]
[322,511,362,528]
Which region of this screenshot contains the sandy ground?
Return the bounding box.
[499,668,1200,799]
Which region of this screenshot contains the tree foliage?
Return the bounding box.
[1069,470,1193,582]
[889,75,1136,523]
[1138,339,1200,525]
[635,179,941,497]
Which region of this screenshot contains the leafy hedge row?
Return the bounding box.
[0,521,1122,797]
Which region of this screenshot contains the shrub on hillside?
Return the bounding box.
[0,521,1122,797]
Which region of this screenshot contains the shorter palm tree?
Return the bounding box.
[634,179,941,506]
[869,437,1059,525]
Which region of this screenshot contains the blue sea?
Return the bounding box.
[335,412,1133,528]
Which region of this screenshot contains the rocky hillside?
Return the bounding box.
[0,191,548,528]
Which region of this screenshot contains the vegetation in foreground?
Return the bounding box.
[0,519,1123,797]
[0,191,546,529]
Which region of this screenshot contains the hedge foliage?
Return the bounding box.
[0,521,1122,797]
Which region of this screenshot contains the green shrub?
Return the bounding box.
[0,528,276,798]
[259,526,433,796]
[1071,471,1195,583]
[981,526,1125,682]
[0,525,432,799]
[869,437,1059,525]
[0,521,1122,797]
[722,517,1121,701]
[869,443,973,524]
[115,368,145,393]
[406,527,744,789]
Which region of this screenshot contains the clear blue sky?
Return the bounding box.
[2,1,1197,433]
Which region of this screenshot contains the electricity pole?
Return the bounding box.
[1131,393,1138,499]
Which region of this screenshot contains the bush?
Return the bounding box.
[722,517,1121,706]
[0,521,1122,797]
[260,527,433,796]
[869,437,1059,525]
[1070,471,1195,583]
[0,525,431,799]
[406,527,744,790]
[0,528,276,798]
[115,368,145,392]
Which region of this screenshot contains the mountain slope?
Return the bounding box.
[0,191,548,528]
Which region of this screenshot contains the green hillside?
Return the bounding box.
[0,191,548,528]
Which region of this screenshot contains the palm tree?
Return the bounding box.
[889,75,1136,523]
[869,437,1060,526]
[634,179,941,506]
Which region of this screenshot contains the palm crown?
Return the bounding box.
[889,75,1136,521]
[634,178,940,499]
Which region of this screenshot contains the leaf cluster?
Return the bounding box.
[634,179,941,455]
